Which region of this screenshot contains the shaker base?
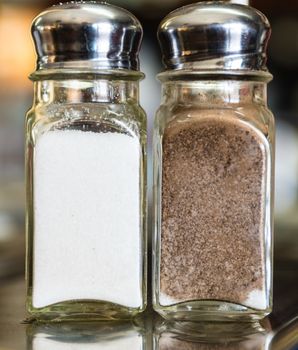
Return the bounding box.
[153,300,271,322]
[26,297,146,322]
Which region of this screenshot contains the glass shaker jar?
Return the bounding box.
[26,2,147,321]
[153,2,275,321]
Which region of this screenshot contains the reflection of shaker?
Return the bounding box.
[154,321,272,350]
[27,321,146,350]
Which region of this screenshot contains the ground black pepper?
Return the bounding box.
[160,114,267,307]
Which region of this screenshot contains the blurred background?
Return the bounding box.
[0,0,298,280]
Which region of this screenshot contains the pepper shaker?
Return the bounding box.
[153,2,274,321]
[26,2,147,321]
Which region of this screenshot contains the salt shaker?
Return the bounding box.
[26,2,147,320]
[153,2,275,321]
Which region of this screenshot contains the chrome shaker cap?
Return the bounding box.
[31,1,143,71]
[158,1,271,75]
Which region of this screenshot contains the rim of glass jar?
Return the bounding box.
[157,69,273,83]
[30,68,145,82]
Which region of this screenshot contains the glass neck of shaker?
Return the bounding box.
[160,80,268,107]
[33,78,140,106]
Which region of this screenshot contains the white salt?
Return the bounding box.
[33,130,142,309]
[244,289,268,310]
[160,293,178,306]
[160,289,268,309]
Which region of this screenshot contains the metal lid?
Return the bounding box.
[31,1,143,71]
[158,1,271,75]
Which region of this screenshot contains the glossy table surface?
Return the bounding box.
[0,261,297,350]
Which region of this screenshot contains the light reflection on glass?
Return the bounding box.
[154,320,273,350]
[27,321,146,350]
